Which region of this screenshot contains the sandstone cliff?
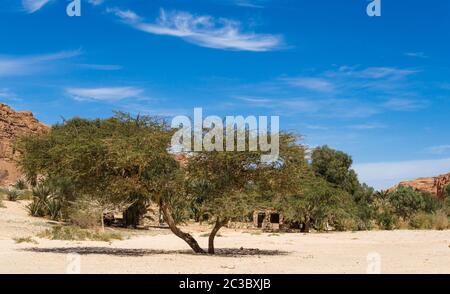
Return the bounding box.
[0,103,48,185]
[389,173,450,198]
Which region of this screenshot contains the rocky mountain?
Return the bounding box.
[389,173,450,198]
[0,103,48,185]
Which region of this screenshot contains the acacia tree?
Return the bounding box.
[17,114,205,253]
[185,132,308,254]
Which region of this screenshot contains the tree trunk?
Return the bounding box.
[160,200,205,254]
[100,210,105,232]
[301,218,310,233]
[208,218,229,254]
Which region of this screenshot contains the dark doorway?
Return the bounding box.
[257,213,265,228]
[270,213,280,224]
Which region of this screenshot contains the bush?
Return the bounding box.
[14,179,28,190]
[67,199,101,228]
[421,192,443,213]
[376,209,399,230]
[7,190,20,201]
[37,226,123,242]
[26,183,63,220]
[433,210,448,230]
[388,186,425,219]
[26,184,52,217]
[13,237,38,244]
[409,212,433,229]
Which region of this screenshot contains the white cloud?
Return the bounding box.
[0,88,21,102]
[382,98,428,111]
[283,77,335,92]
[405,52,428,59]
[0,50,81,77]
[108,8,283,51]
[348,123,386,130]
[335,66,418,79]
[22,0,52,13]
[354,158,450,190]
[88,0,104,5]
[66,87,144,102]
[78,64,122,71]
[426,145,450,155]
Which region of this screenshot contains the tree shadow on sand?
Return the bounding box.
[22,247,289,257]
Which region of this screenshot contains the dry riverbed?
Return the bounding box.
[0,200,449,274]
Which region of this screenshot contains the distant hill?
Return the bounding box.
[0,103,48,185]
[389,173,450,198]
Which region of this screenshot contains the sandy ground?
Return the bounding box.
[0,200,449,274]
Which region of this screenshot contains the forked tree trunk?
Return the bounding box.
[160,200,205,254]
[208,218,229,254]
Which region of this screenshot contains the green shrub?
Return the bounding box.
[7,190,20,201]
[26,183,62,220]
[14,179,28,190]
[17,190,33,200]
[376,209,399,230]
[37,226,123,242]
[421,192,442,213]
[46,197,63,221]
[13,237,38,244]
[67,199,101,228]
[388,186,425,219]
[409,212,433,229]
[433,210,448,230]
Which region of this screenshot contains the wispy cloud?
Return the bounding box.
[348,123,386,130]
[426,145,450,155]
[405,52,428,59]
[234,0,266,8]
[0,88,21,102]
[66,87,144,102]
[0,50,81,77]
[77,63,122,71]
[382,98,428,111]
[22,0,52,14]
[282,77,335,93]
[88,0,105,5]
[330,66,418,80]
[354,158,450,190]
[108,8,283,51]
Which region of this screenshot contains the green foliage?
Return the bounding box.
[409,212,434,229]
[388,186,425,219]
[276,177,356,232]
[67,198,101,228]
[6,189,20,201]
[13,237,38,244]
[14,179,28,190]
[372,194,399,230]
[17,113,176,227]
[26,182,62,220]
[421,192,443,213]
[409,210,448,230]
[37,226,123,242]
[433,210,448,230]
[311,146,359,194]
[444,184,450,198]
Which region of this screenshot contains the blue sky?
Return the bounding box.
[1,0,449,189]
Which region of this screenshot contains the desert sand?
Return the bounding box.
[0,200,449,274]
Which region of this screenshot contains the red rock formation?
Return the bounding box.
[0,103,48,184]
[389,173,450,198]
